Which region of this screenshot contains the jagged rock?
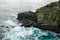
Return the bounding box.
[17,2,60,33]
[21,19,34,27]
[17,11,37,22]
[17,11,37,27]
[36,1,60,33]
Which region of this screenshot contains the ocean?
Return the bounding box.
[0,0,59,40]
[0,14,60,40]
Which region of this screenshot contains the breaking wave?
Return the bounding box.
[0,14,60,40]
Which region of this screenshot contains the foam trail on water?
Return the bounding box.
[2,20,34,40]
[1,19,60,40]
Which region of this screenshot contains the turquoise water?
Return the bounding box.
[0,20,60,40]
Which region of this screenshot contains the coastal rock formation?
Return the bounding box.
[17,11,37,27]
[17,1,60,33]
[36,1,60,33]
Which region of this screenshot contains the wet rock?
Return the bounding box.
[17,2,60,33]
[17,11,37,27]
[17,11,37,22]
[36,1,60,33]
[21,19,34,27]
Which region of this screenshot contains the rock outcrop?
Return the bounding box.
[17,1,60,33]
[17,11,37,27]
[36,1,60,33]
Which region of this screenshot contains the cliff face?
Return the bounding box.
[17,11,37,27]
[36,1,60,26]
[17,1,60,33]
[36,1,60,33]
[17,11,37,22]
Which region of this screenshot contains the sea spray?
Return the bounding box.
[0,20,60,40]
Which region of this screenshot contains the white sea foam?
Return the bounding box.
[1,20,34,40]
[1,19,59,40]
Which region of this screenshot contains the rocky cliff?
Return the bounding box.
[17,11,37,27]
[17,1,60,33]
[36,1,60,33]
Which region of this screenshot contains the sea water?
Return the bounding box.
[0,16,60,40]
